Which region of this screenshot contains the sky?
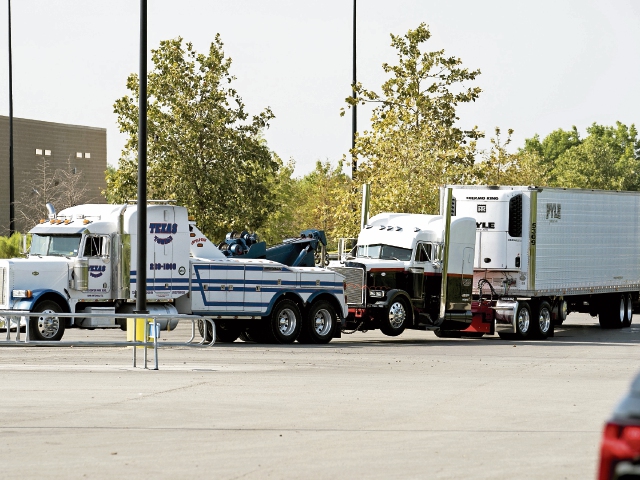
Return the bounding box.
[0,0,639,178]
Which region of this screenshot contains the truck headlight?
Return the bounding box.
[369,290,385,298]
[12,290,32,299]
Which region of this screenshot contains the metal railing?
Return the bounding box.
[0,310,216,370]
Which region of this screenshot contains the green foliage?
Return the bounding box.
[343,23,484,218]
[103,165,118,204]
[0,233,27,259]
[260,160,354,250]
[477,128,550,186]
[109,36,279,240]
[552,122,640,190]
[524,122,640,191]
[521,127,580,184]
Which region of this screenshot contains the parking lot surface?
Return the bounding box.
[1,313,639,479]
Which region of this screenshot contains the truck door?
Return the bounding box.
[412,242,432,302]
[83,234,111,295]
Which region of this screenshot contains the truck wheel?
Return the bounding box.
[268,300,301,344]
[623,294,633,328]
[198,320,241,343]
[532,301,552,339]
[599,294,625,329]
[29,301,65,341]
[514,301,532,340]
[298,301,336,344]
[216,322,242,343]
[379,297,408,337]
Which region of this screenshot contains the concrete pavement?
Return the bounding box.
[1,313,638,479]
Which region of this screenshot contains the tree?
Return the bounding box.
[109,36,279,240]
[260,160,353,250]
[13,156,91,232]
[477,128,549,186]
[0,233,26,259]
[344,23,483,217]
[521,126,580,183]
[551,122,640,190]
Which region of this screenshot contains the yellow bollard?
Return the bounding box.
[126,318,149,348]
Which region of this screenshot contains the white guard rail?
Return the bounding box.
[0,310,216,371]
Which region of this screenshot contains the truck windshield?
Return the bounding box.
[30,234,81,257]
[356,244,412,261]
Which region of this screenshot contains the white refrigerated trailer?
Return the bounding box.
[444,186,640,338]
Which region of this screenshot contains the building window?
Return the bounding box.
[76,152,82,158]
[35,149,43,155]
[85,152,91,159]
[44,150,52,156]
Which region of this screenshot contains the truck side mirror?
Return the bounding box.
[101,236,110,261]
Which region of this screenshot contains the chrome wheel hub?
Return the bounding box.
[313,309,333,336]
[277,308,297,336]
[36,309,60,339]
[388,302,406,329]
[538,308,551,334]
[517,308,530,334]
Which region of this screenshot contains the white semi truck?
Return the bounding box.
[329,189,492,337]
[0,203,347,344]
[330,186,638,340]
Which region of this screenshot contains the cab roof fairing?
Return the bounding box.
[448,217,478,246]
[29,224,90,235]
[359,213,445,250]
[30,203,127,235]
[123,204,190,235]
[57,203,128,220]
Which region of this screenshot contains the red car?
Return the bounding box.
[598,372,640,479]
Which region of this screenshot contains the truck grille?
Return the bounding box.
[329,266,364,306]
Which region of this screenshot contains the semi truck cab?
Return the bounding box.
[330,211,476,336]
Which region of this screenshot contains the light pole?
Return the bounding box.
[351,0,357,177]
[8,0,15,235]
[135,0,148,315]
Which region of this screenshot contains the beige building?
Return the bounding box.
[0,116,107,235]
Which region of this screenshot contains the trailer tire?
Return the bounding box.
[532,301,552,339]
[514,301,532,340]
[239,328,260,343]
[623,294,633,328]
[298,301,336,344]
[268,300,302,344]
[379,297,408,337]
[553,300,568,326]
[29,300,65,341]
[434,330,484,339]
[434,330,461,338]
[599,294,625,329]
